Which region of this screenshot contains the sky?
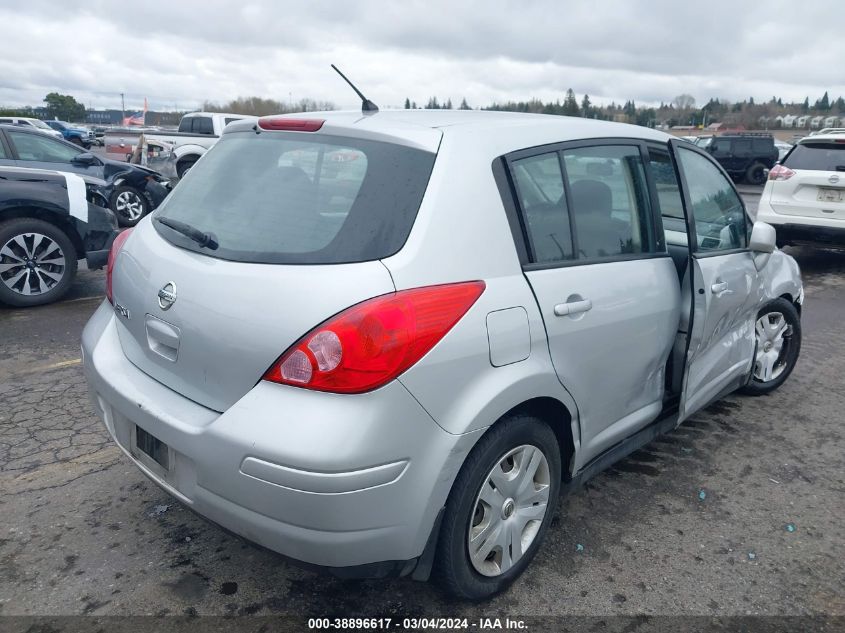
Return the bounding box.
[2,0,844,113]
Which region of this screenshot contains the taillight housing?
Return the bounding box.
[263,281,486,394]
[768,164,795,181]
[105,229,133,304]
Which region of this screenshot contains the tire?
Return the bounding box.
[434,414,562,600]
[176,158,197,179]
[110,186,150,227]
[740,298,801,396]
[745,161,767,186]
[0,218,78,307]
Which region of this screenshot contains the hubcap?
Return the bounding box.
[115,190,145,220]
[753,311,792,383]
[0,232,67,296]
[468,444,550,577]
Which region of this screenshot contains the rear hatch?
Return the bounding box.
[769,140,845,220]
[110,122,439,412]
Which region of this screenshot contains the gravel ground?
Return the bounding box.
[1,230,843,628]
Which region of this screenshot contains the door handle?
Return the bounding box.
[711,281,728,294]
[554,299,592,317]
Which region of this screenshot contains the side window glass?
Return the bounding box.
[9,131,80,163]
[511,153,573,263]
[562,145,653,259]
[713,139,731,152]
[0,139,7,159]
[196,117,214,135]
[648,149,686,241]
[677,148,747,251]
[733,140,752,156]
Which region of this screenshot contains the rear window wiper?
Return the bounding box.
[155,216,218,250]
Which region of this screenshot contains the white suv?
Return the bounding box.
[756,132,845,246]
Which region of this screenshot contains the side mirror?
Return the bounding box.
[72,152,97,166]
[749,221,776,270]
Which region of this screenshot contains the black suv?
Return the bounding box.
[695,133,779,185]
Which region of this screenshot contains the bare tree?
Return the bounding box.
[201,96,335,116]
[673,94,696,110]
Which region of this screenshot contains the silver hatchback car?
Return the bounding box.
[82,110,802,599]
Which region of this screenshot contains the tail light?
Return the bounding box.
[257,118,325,132]
[106,229,133,304]
[263,281,486,394]
[768,164,795,181]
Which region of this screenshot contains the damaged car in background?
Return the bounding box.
[0,165,118,307]
[0,124,171,227]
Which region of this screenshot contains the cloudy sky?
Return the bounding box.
[2,0,844,112]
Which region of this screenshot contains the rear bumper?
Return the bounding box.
[81,301,477,573]
[757,202,845,245]
[776,223,845,245]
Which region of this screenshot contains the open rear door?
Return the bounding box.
[670,140,760,420]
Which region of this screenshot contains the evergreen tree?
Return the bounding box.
[562,89,580,116]
[445,98,453,110]
[459,98,471,110]
[802,97,809,112]
[580,94,592,118]
[404,98,411,109]
[815,91,830,110]
[835,97,845,112]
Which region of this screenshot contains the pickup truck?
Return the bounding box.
[44,120,96,148]
[106,112,255,178]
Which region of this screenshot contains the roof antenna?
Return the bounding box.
[331,64,379,113]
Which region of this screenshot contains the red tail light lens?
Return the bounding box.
[768,164,795,181]
[257,118,325,132]
[263,281,486,394]
[105,229,133,304]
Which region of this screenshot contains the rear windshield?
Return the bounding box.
[784,143,845,172]
[153,131,436,264]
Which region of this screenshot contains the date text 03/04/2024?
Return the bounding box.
[307,617,527,630]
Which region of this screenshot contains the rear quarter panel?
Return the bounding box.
[384,130,581,446]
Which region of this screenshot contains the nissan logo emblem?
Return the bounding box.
[158,282,177,310]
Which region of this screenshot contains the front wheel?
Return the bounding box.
[110,186,150,227]
[0,218,78,307]
[741,298,801,395]
[435,414,561,600]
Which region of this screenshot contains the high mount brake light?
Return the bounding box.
[257,118,325,132]
[106,229,133,304]
[263,281,486,394]
[768,164,795,181]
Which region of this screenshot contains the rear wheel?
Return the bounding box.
[435,414,561,600]
[745,161,767,186]
[741,298,801,395]
[0,218,78,307]
[176,157,197,178]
